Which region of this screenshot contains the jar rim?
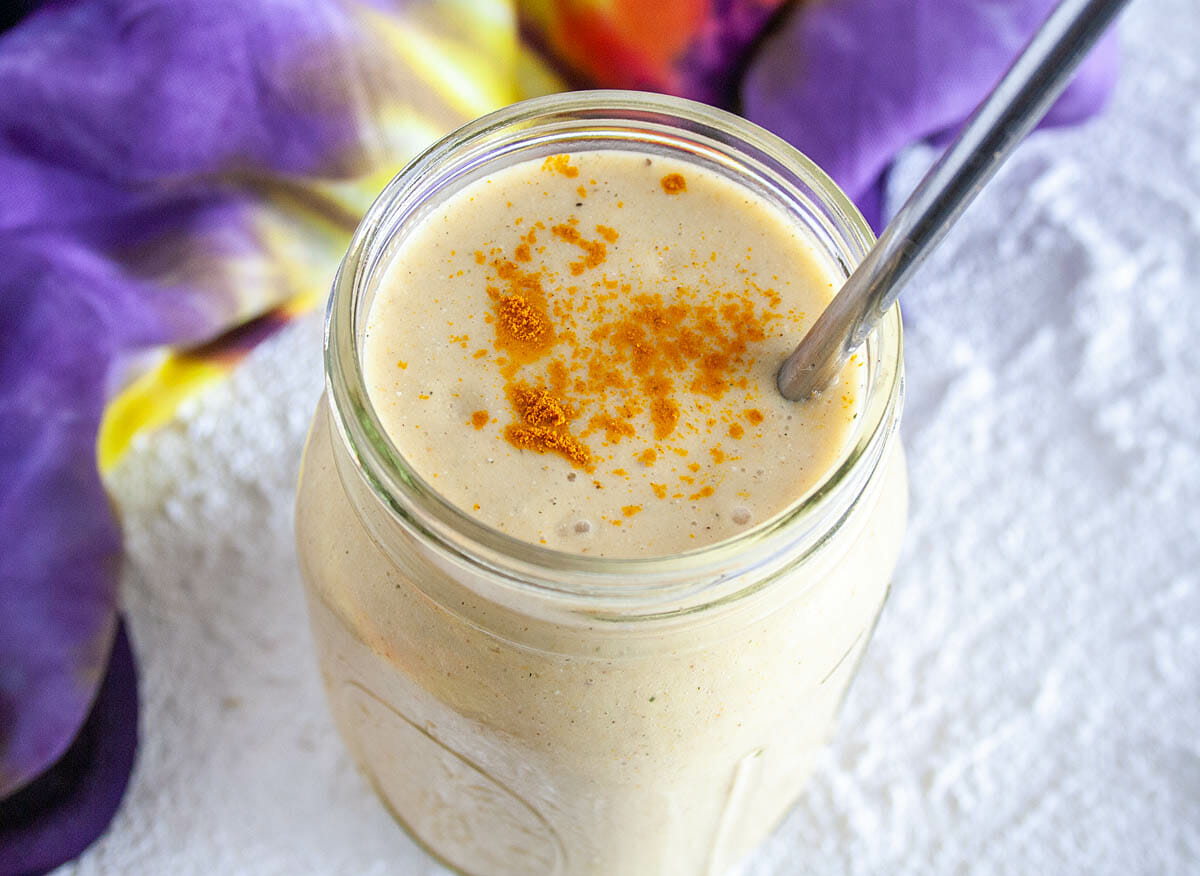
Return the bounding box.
[325,90,903,605]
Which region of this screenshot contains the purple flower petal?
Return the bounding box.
[0,0,379,838]
[0,0,368,181]
[0,621,138,876]
[741,0,1120,213]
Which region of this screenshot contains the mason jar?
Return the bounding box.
[295,91,906,876]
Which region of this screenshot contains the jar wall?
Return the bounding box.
[296,394,907,876]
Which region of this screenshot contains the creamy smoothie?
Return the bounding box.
[297,101,906,876]
[362,151,862,555]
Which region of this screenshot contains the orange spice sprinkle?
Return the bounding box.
[470,410,489,430]
[396,359,407,370]
[650,396,680,440]
[660,173,687,194]
[505,424,592,468]
[547,359,570,394]
[689,485,714,500]
[622,505,643,517]
[551,223,607,275]
[745,408,764,425]
[508,383,567,428]
[589,413,636,444]
[497,295,548,342]
[473,348,488,359]
[503,382,592,469]
[474,199,783,495]
[543,154,579,178]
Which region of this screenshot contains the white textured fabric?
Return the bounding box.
[64,2,1199,873]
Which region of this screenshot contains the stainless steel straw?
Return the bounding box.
[777,0,1131,401]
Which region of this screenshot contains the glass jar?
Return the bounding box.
[296,91,906,876]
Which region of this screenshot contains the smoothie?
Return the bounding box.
[296,96,906,876]
[362,151,862,555]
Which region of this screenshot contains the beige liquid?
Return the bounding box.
[297,147,906,876]
[362,151,862,555]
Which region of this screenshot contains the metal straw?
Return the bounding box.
[777,0,1130,401]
